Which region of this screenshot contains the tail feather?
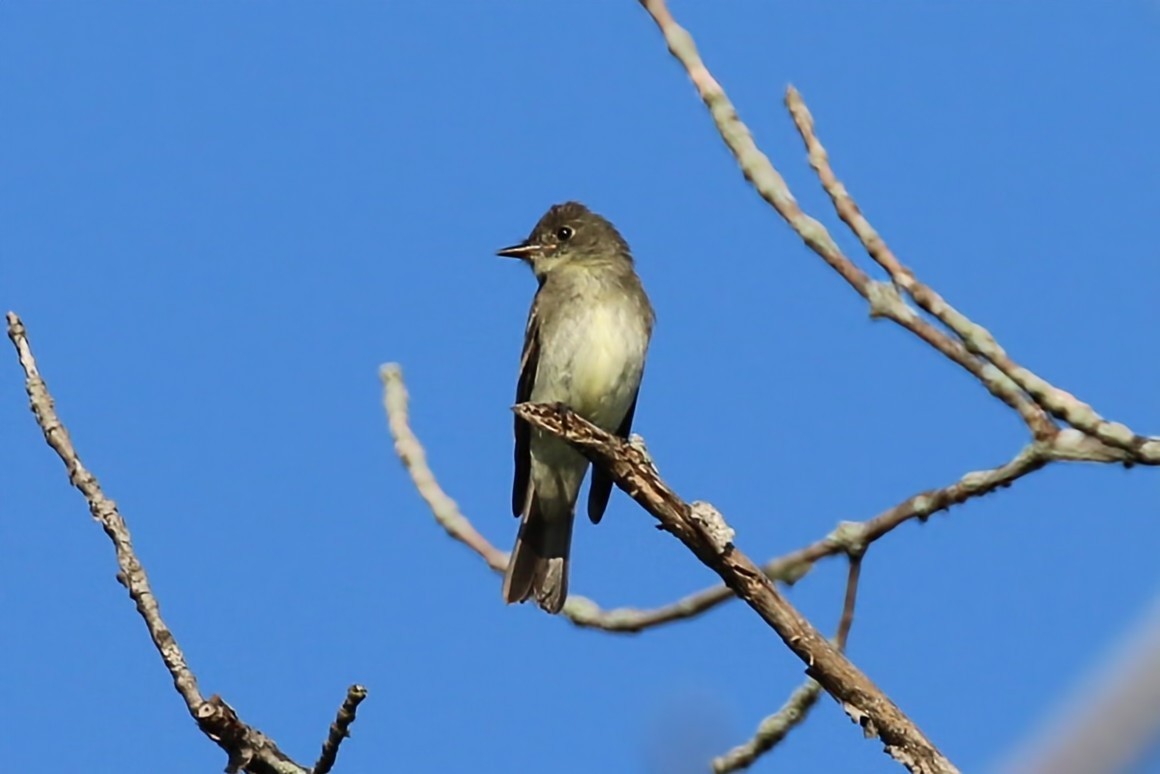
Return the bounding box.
[502,492,573,614]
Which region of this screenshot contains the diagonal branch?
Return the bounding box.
[516,401,958,774]
[715,680,822,773]
[382,364,508,573]
[590,435,1066,629]
[712,556,864,772]
[7,312,362,774]
[782,87,1160,463]
[634,0,1053,439]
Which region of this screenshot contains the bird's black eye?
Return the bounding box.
[556,226,574,242]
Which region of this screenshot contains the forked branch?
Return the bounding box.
[7,312,366,774]
[712,556,863,773]
[515,401,957,774]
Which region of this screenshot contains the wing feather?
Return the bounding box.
[512,300,541,517]
[586,386,640,524]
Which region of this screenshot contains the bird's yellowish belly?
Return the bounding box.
[565,305,643,427]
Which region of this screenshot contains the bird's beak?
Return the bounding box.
[496,241,543,259]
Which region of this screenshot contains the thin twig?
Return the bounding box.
[712,556,865,772]
[8,311,349,774]
[836,556,862,651]
[518,401,958,774]
[312,685,369,774]
[782,86,1160,462]
[713,681,823,773]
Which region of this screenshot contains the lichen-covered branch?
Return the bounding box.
[7,311,361,774]
[384,362,1126,644]
[714,680,823,773]
[782,86,1160,463]
[601,430,1112,630]
[630,6,1157,764]
[517,401,958,774]
[634,0,1054,438]
[379,4,1156,770]
[381,364,508,573]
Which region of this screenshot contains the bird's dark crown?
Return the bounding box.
[525,201,632,261]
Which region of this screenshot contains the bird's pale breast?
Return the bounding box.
[532,295,647,432]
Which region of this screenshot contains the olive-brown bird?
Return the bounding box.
[497,202,655,614]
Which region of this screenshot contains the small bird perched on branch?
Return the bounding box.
[497,201,655,614]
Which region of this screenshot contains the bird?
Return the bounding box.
[497,201,655,614]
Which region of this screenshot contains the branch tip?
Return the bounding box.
[312,685,369,774]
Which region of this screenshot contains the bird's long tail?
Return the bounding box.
[502,491,574,615]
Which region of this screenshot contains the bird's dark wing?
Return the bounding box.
[586,385,640,524]
[512,302,541,517]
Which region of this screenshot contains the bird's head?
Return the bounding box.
[497,201,632,279]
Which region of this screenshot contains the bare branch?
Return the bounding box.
[312,685,369,774]
[382,363,806,633]
[634,0,1053,438]
[783,86,1160,462]
[713,556,865,772]
[384,362,1111,642]
[713,680,823,773]
[381,364,508,573]
[7,311,354,774]
[7,311,204,711]
[196,697,304,774]
[517,401,958,774]
[836,556,862,652]
[637,440,1056,628]
[385,360,1138,667]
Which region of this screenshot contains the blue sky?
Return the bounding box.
[3,3,1158,773]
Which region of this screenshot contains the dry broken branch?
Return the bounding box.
[312,685,369,774]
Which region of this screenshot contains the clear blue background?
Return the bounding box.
[3,3,1158,772]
